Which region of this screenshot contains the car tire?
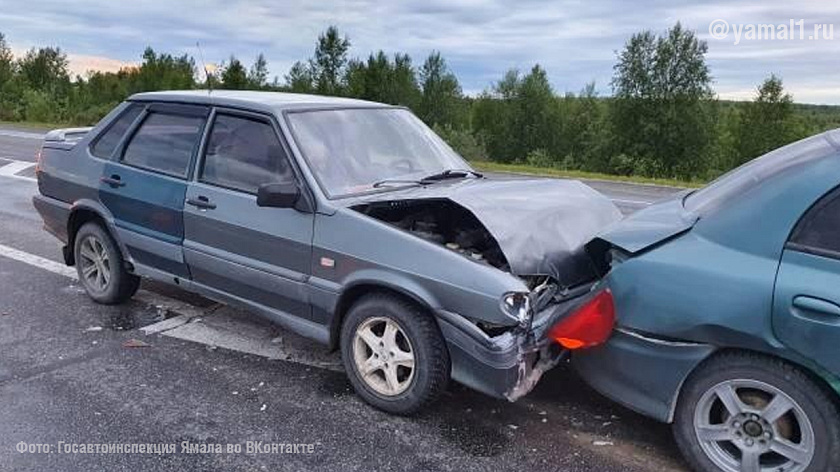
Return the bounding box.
[673,352,840,472]
[340,293,450,415]
[74,222,140,304]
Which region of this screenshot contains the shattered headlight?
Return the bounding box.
[501,292,532,328]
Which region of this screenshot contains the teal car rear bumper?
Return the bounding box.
[573,327,715,423]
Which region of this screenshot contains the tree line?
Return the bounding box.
[1,25,839,181]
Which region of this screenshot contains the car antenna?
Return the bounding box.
[196,41,213,94]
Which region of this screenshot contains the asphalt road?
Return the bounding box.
[0,128,42,163]
[0,125,688,472]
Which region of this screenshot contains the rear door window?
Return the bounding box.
[199,114,295,194]
[789,187,840,258]
[121,112,205,178]
[90,104,143,158]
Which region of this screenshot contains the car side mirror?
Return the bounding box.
[257,182,300,208]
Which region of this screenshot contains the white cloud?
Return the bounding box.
[2,0,839,103]
[67,54,135,77]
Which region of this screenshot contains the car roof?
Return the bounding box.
[127,90,392,113]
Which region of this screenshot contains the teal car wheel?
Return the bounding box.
[674,353,840,472]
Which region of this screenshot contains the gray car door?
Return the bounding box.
[100,104,209,279]
[183,109,314,320]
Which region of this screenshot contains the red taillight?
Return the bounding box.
[549,289,615,350]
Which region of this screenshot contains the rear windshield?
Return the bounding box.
[684,130,840,215]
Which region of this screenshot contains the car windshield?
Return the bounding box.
[286,108,470,198]
[684,130,840,216]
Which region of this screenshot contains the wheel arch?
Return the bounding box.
[328,280,440,351]
[66,200,129,266]
[670,347,840,422]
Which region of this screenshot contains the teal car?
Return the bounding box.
[575,129,840,472]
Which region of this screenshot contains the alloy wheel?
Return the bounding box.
[78,235,111,293]
[352,316,416,396]
[693,379,815,472]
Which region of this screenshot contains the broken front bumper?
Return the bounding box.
[435,284,594,401]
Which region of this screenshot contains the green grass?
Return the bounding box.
[471,161,705,188]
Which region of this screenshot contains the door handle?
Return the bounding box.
[100,174,125,187]
[792,296,840,318]
[186,196,216,210]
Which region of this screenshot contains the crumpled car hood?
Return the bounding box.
[353,178,623,285]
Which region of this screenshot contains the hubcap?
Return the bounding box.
[693,379,815,472]
[352,317,415,396]
[78,235,111,293]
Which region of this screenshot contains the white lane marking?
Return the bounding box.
[0,158,36,182]
[0,130,45,140]
[161,317,343,371]
[0,242,202,328]
[0,160,36,182]
[0,242,339,370]
[0,242,77,278]
[611,198,653,207]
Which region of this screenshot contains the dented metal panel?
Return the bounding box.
[446,179,622,285]
[352,178,622,287]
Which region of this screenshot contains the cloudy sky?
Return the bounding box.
[2,0,839,103]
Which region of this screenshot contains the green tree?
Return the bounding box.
[341,52,420,108]
[220,55,248,89]
[472,65,559,163]
[418,52,463,128]
[360,51,391,102]
[611,22,716,178]
[0,32,19,120]
[284,61,313,93]
[343,58,366,97]
[736,74,803,163]
[0,33,13,88]
[472,69,521,162]
[310,26,350,95]
[561,83,610,171]
[248,53,269,89]
[17,47,70,91]
[515,65,558,157]
[389,53,420,108]
[434,124,487,161]
[135,47,195,92]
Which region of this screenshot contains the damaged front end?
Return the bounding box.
[436,281,605,401]
[349,178,622,401]
[351,179,623,288]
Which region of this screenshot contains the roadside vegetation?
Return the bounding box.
[1,25,839,182]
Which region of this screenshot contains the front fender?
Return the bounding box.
[341,269,443,311]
